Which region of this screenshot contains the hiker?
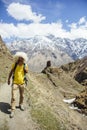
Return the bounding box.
[41,60,51,73]
[8,52,28,118]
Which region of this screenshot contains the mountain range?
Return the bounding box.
[8,34,87,72]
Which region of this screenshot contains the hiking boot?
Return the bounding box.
[10,110,14,118]
[19,105,25,111]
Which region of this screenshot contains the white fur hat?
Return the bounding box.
[14,52,28,62]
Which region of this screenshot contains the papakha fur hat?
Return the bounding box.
[14,52,28,62]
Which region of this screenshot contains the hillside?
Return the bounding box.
[0,36,13,83]
[1,67,87,130]
[61,56,87,86]
[27,67,86,130]
[61,57,87,115]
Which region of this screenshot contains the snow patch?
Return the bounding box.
[63,98,75,104]
[69,106,80,111]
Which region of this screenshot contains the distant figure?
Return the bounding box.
[8,52,28,118]
[41,60,51,73]
[46,60,51,68]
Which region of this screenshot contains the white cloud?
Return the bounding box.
[1,0,30,5]
[69,18,87,39]
[0,23,19,38]
[65,20,69,23]
[7,3,46,23]
[69,23,77,29]
[78,16,86,25]
[0,21,66,38]
[0,17,87,40]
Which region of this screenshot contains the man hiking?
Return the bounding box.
[8,52,28,118]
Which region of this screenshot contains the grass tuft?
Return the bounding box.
[31,106,66,130]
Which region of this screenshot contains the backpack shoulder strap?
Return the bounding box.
[23,63,28,86]
[13,62,26,72]
[23,63,26,74]
[13,62,18,72]
[12,62,18,80]
[23,63,25,67]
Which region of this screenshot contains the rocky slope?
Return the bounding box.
[27,66,86,130]
[61,56,87,86]
[0,35,13,83]
[60,57,87,115]
[1,68,86,130]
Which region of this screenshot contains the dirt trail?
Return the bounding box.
[0,83,38,130]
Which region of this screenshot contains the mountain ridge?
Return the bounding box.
[7,35,87,72]
[9,35,87,59]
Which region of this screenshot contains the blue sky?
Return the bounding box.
[0,0,87,41]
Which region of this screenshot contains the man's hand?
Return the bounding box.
[24,64,28,73]
[8,69,13,85]
[8,79,10,85]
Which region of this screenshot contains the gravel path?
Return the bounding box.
[0,83,38,130]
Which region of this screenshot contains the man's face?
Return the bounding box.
[18,57,24,64]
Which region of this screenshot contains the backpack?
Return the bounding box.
[12,62,28,86]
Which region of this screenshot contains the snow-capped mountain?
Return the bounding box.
[9,35,87,72]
